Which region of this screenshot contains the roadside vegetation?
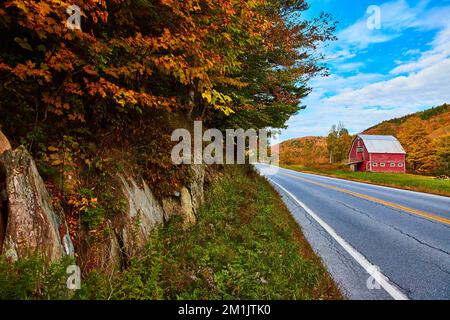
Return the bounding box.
[0,166,341,300]
[283,165,450,197]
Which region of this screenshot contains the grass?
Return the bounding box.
[0,165,341,300]
[283,165,450,197]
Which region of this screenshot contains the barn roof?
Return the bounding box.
[358,135,406,154]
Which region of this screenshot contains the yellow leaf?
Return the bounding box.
[202,91,212,103]
[51,160,63,166]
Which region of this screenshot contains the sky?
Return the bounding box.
[279,0,450,141]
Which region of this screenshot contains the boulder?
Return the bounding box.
[162,187,196,227]
[189,164,205,215]
[0,130,11,155]
[116,174,165,259]
[0,146,74,261]
[204,164,223,185]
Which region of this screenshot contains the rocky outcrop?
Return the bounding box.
[115,175,165,260]
[0,135,208,271]
[0,130,11,155]
[115,165,206,259]
[0,146,74,261]
[162,187,197,227]
[189,164,205,215]
[0,129,11,251]
[160,165,206,227]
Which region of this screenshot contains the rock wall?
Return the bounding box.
[0,130,207,272]
[77,221,122,273]
[162,187,197,226]
[0,146,74,262]
[115,174,165,260]
[0,130,11,155]
[82,165,206,270]
[115,165,205,260]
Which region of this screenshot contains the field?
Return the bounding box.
[283,165,450,197]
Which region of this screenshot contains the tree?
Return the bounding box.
[365,122,397,136]
[208,1,336,130]
[397,117,438,174]
[326,123,352,163]
[0,0,335,143]
[436,136,450,175]
[303,139,314,167]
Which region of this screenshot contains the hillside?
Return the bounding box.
[364,103,450,139]
[276,136,328,166]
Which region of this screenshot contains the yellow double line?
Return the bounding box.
[281,172,450,226]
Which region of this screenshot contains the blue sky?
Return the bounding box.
[279,0,450,141]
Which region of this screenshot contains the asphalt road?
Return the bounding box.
[255,164,450,300]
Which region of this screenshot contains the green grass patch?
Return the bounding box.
[0,165,341,300]
[283,165,450,197]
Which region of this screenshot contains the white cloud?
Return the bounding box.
[403,49,421,56]
[325,58,450,108]
[335,62,365,71]
[327,21,450,109]
[337,20,397,50]
[328,0,432,63]
[308,72,386,95]
[391,22,450,74]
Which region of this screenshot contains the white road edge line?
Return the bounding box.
[267,177,409,300]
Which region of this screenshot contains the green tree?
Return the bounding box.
[326,123,352,163]
[436,136,450,175]
[303,139,314,167]
[210,1,336,130]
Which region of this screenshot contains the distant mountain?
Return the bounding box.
[364,103,450,140]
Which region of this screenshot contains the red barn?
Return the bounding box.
[347,135,406,173]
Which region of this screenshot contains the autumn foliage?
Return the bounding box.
[0,0,335,138]
[366,104,450,175]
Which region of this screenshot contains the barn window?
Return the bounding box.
[390,163,395,167]
[398,163,404,167]
[357,147,364,153]
[380,163,386,167]
[372,163,378,167]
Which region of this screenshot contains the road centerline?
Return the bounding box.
[279,172,450,226]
